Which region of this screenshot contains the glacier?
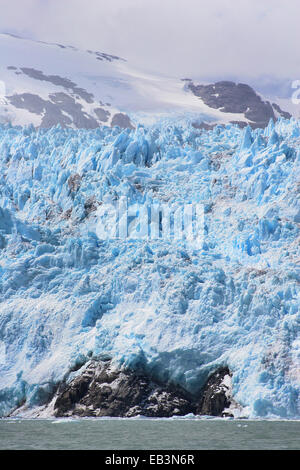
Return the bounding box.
[0,117,299,418]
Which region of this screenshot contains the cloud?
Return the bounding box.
[0,0,299,85]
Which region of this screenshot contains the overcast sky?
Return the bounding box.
[0,0,299,95]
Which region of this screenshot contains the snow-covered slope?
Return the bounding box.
[0,116,299,418]
[0,33,292,129]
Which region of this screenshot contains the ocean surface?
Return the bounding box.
[0,419,299,450]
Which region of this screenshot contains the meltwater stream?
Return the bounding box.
[0,419,300,450]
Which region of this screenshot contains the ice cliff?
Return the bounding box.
[0,117,299,418]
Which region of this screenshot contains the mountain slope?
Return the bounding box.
[186,80,292,129]
[0,33,292,129]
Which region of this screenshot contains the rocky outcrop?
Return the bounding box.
[197,367,233,417]
[187,80,290,129]
[52,361,235,418]
[54,360,194,418]
[272,103,292,120]
[111,113,135,130]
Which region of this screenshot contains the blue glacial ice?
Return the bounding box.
[0,117,299,418]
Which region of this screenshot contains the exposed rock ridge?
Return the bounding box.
[52,361,235,418]
[186,80,291,128]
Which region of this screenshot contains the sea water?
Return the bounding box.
[0,419,299,450]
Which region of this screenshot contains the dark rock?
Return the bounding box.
[111,113,135,130]
[8,92,100,129]
[53,361,236,418]
[272,103,292,120]
[94,108,110,123]
[187,80,290,129]
[48,92,99,129]
[54,361,195,418]
[197,367,233,417]
[20,68,94,104]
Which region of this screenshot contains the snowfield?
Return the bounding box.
[0,116,299,418]
[0,33,292,130]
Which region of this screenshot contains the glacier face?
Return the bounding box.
[0,117,299,418]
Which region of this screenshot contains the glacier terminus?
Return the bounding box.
[0,116,299,419]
